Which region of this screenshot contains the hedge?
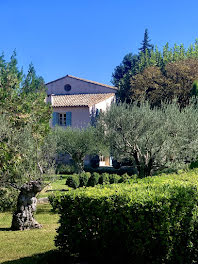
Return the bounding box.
[55,170,198,263]
[65,172,134,189]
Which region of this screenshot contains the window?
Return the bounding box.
[52,112,72,126]
[59,113,66,126]
[64,84,71,92]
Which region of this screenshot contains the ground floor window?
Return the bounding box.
[52,112,72,126]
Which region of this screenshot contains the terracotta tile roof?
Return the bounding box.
[51,93,115,107]
[46,75,117,90]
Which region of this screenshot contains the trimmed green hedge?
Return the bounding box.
[65,172,134,189]
[55,170,198,263]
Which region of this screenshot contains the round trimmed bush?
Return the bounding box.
[109,174,121,184]
[79,172,91,187]
[99,173,110,184]
[66,174,80,189]
[120,173,131,183]
[88,172,100,187]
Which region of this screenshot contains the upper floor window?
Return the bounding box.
[64,84,71,92]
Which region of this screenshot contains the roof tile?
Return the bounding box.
[51,93,115,107]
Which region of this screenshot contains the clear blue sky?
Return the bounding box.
[1,0,198,85]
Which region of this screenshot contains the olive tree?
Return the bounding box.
[99,102,198,177]
[0,53,54,230]
[54,126,105,174]
[0,115,56,230]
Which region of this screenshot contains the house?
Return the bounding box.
[46,74,117,166]
[46,75,117,128]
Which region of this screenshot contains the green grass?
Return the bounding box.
[0,204,59,264]
[37,175,71,198]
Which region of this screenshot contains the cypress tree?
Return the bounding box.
[139,29,153,54]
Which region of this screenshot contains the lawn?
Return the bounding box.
[0,204,59,264]
[37,175,71,198]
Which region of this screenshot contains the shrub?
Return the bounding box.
[85,165,136,176]
[48,194,62,212]
[120,173,131,183]
[109,174,121,184]
[0,188,19,212]
[87,172,100,187]
[79,172,91,187]
[99,173,110,184]
[65,174,80,189]
[55,171,198,263]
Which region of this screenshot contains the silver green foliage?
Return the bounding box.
[99,102,198,177]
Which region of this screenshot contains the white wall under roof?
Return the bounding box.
[52,106,91,129]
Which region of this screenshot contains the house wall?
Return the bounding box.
[89,95,115,114]
[52,106,90,129]
[46,76,117,95]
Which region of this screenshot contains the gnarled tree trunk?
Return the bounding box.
[11,180,43,231]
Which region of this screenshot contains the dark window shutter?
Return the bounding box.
[52,112,59,126]
[66,112,72,126]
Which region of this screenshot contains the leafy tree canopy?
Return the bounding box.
[111,29,153,90]
[112,33,198,103]
[54,126,107,174]
[0,52,54,189]
[130,57,198,107]
[99,101,198,177]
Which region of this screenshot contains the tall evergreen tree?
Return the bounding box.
[139,29,153,54]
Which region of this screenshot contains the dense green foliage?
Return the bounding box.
[112,29,153,88]
[49,172,132,211]
[130,57,198,107]
[113,38,198,104]
[54,126,105,174]
[0,187,19,212]
[65,172,131,189]
[65,175,80,189]
[0,53,54,190]
[79,172,91,187]
[88,172,100,186]
[0,115,56,188]
[85,165,136,175]
[99,101,198,177]
[56,164,76,175]
[55,170,198,263]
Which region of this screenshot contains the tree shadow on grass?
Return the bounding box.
[1,250,78,264]
[0,227,11,231]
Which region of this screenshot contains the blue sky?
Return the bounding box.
[1,0,198,85]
